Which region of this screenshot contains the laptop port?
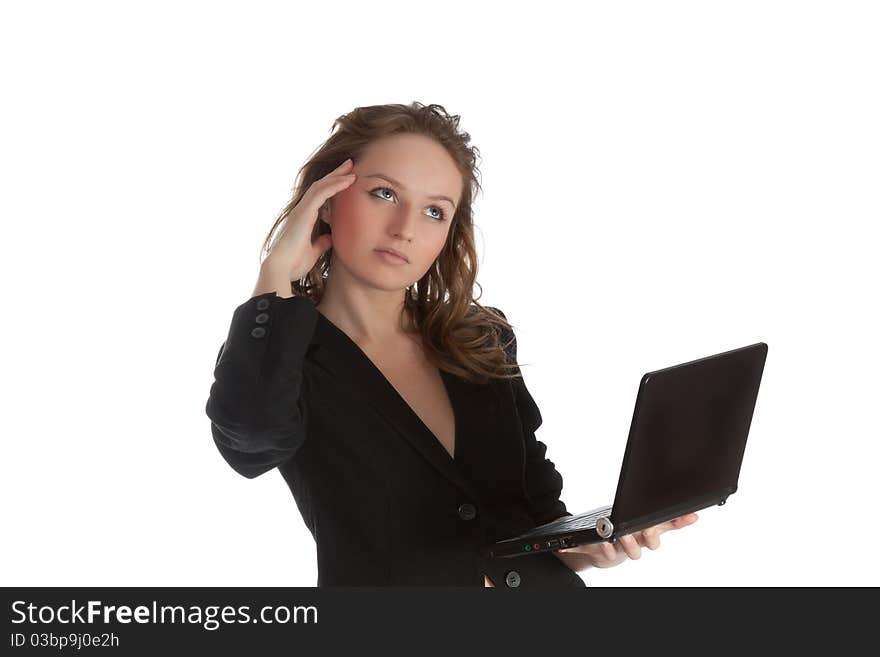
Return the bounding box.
[548,539,560,548]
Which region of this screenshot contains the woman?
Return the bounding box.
[205,102,698,587]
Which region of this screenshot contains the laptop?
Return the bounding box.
[481,342,768,559]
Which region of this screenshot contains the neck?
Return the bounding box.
[316,266,415,346]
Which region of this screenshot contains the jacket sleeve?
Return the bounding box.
[489,307,574,527]
[205,291,318,479]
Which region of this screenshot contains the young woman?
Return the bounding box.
[205,102,698,587]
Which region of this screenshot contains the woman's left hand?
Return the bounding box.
[557,512,700,569]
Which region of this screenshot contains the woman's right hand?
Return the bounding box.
[263,157,357,281]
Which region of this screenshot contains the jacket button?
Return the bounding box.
[256,298,270,311]
[457,503,476,520]
[505,570,521,588]
[255,312,269,324]
[250,327,267,339]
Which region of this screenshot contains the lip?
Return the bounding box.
[374,248,409,263]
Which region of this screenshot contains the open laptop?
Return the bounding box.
[481,342,768,559]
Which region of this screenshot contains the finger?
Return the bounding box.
[311,183,358,227]
[601,540,617,562]
[310,232,333,256]
[310,171,358,205]
[619,534,642,560]
[324,158,353,175]
[305,163,358,206]
[654,513,699,535]
[670,513,699,529]
[641,527,661,550]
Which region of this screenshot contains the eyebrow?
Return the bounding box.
[362,173,457,210]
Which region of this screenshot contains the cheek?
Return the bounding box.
[329,186,357,223]
[413,227,452,268]
[430,223,453,254]
[331,192,375,244]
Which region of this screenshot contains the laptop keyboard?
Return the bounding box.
[510,505,613,540]
[540,505,613,532]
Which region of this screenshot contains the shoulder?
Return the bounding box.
[472,304,517,364]
[468,303,507,323]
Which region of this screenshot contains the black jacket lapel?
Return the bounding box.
[310,314,481,501]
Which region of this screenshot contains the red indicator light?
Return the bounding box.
[533,543,541,550]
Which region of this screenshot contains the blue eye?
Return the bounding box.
[368,186,447,222]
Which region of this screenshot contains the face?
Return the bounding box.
[324,133,463,291]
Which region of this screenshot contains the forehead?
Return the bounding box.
[357,133,463,200]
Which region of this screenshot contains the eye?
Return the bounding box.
[371,187,394,202]
[368,186,447,222]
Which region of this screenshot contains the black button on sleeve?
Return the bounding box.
[255,312,269,324]
[250,326,266,339]
[457,503,476,520]
[256,298,270,311]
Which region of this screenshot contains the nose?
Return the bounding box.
[387,205,419,241]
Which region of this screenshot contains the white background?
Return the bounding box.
[1,0,877,587]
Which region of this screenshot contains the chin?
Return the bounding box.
[354,265,413,292]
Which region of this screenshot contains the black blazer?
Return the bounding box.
[205,291,585,588]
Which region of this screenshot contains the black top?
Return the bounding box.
[205,291,585,588]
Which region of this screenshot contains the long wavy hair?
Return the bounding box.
[259,101,524,385]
